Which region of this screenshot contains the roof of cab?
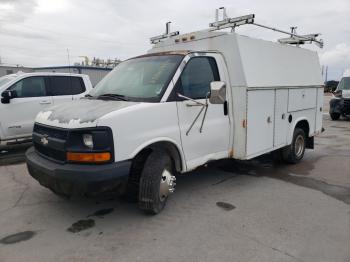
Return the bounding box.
[13,72,88,77]
[133,50,191,59]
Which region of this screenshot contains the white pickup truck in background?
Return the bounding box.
[0,72,92,148]
[329,69,350,120]
[26,10,324,214]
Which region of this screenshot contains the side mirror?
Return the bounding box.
[333,89,342,98]
[209,81,226,104]
[1,90,17,104]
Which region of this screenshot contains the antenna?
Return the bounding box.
[66,48,73,99]
[66,48,72,74]
[150,22,179,44]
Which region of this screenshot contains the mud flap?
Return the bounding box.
[306,136,314,149]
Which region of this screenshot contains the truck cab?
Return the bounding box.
[26,14,324,214]
[0,72,92,148]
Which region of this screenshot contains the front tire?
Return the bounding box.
[282,128,306,164]
[138,150,176,215]
[330,112,340,120]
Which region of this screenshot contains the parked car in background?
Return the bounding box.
[0,72,92,148]
[329,69,350,120]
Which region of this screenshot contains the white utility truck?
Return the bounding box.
[26,9,324,214]
[0,72,92,148]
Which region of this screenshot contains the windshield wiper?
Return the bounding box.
[84,94,93,97]
[97,93,128,101]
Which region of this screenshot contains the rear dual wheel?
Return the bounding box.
[281,128,306,164]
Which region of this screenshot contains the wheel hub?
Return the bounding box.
[159,169,176,201]
[295,135,305,158]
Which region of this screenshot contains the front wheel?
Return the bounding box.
[138,150,176,214]
[330,112,340,120]
[282,128,306,164]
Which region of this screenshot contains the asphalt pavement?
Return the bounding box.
[0,94,349,262]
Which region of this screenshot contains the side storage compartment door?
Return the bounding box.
[274,89,288,147]
[246,90,274,157]
[315,87,324,132]
[288,88,317,112]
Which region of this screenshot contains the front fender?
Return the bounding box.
[130,137,186,172]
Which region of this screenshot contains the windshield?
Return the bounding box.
[89,55,183,102]
[0,75,16,87]
[337,77,350,90]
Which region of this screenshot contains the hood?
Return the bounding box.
[36,98,139,128]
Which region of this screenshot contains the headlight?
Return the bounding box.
[82,134,94,149]
[66,127,114,164]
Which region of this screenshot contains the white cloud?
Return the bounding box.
[320,43,350,65]
[35,0,70,14]
[319,43,350,79]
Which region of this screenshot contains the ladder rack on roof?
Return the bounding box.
[150,22,179,44]
[150,7,324,48]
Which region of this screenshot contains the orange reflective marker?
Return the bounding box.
[67,152,111,163]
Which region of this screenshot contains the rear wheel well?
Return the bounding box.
[295,120,309,137]
[295,120,313,149]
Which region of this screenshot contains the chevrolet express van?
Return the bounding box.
[26,13,324,214]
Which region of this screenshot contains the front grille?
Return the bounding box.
[34,141,66,161]
[344,99,350,114]
[344,99,350,106]
[34,124,68,140]
[33,124,68,162]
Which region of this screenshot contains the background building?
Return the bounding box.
[33,66,112,86]
[0,65,34,76]
[0,65,112,86]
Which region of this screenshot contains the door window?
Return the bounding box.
[178,57,220,99]
[8,77,47,98]
[49,76,86,96]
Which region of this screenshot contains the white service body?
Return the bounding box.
[34,30,324,172]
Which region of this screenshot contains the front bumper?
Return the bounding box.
[330,98,350,115]
[26,147,132,196]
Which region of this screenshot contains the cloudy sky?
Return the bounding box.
[0,0,349,80]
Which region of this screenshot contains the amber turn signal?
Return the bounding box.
[67,152,111,163]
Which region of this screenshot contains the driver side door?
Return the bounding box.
[174,55,230,170]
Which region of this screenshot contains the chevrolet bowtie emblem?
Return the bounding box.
[40,136,49,145]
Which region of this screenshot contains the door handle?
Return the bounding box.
[39,101,51,105]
